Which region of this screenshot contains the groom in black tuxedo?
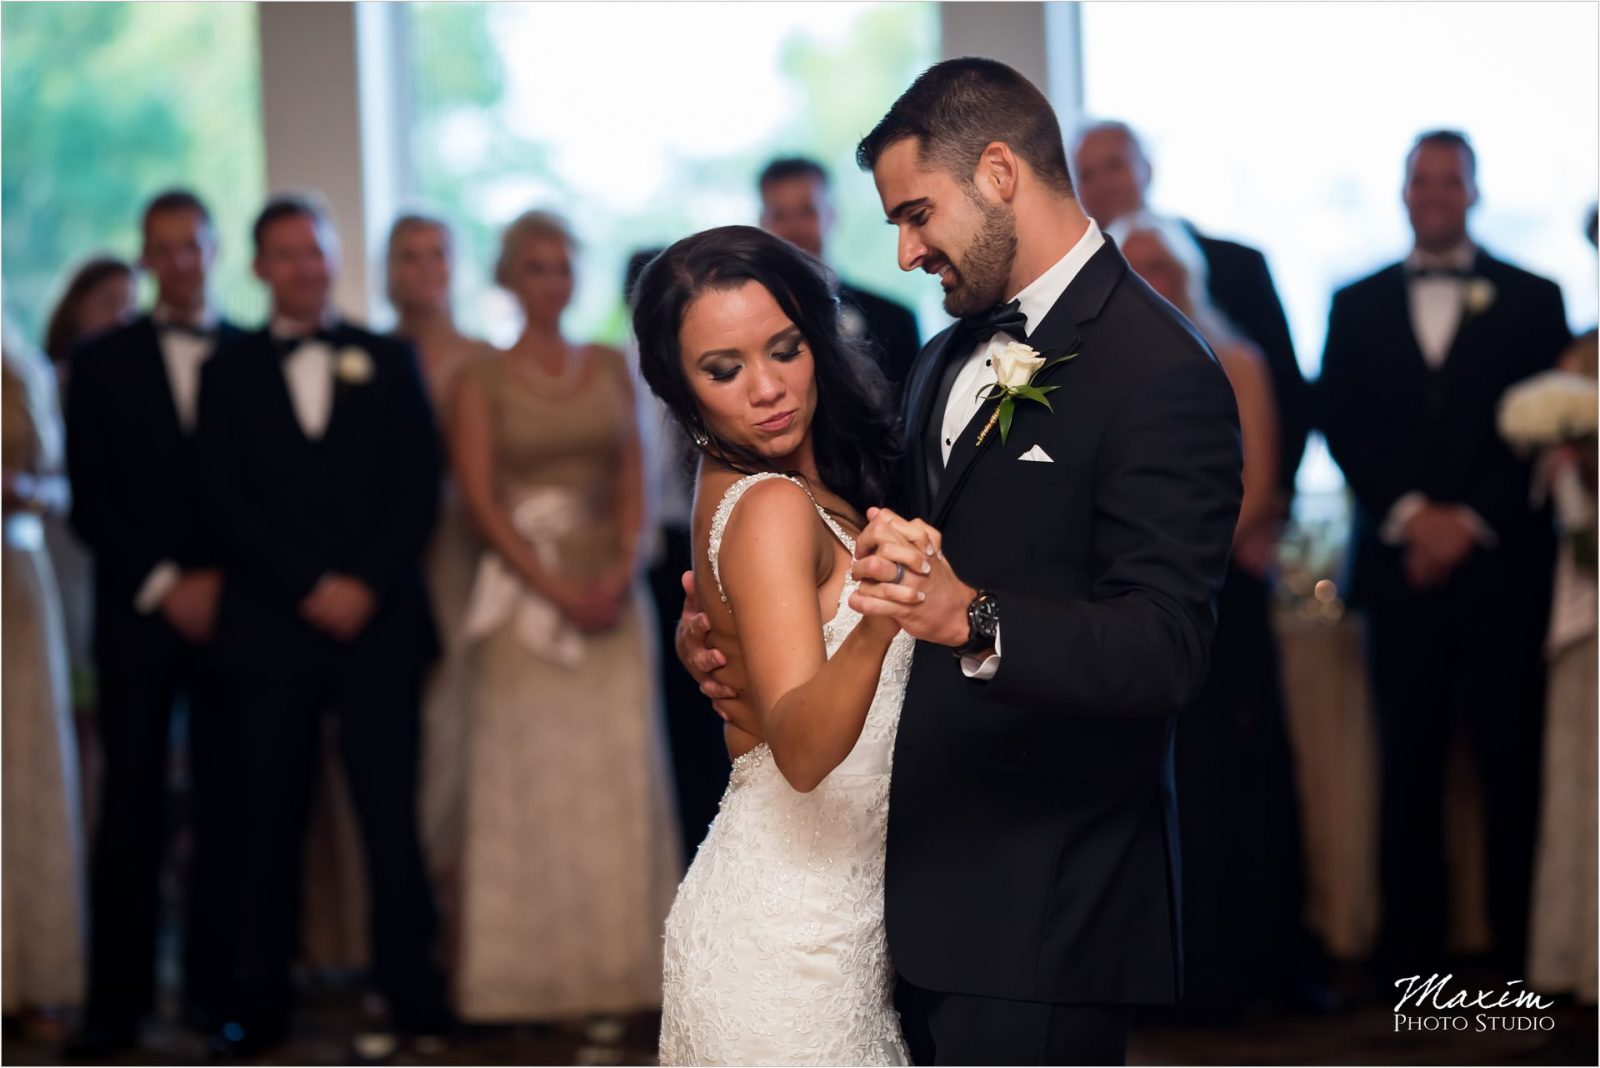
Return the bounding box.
[65,190,246,1056]
[1319,131,1569,980]
[845,60,1243,1064]
[196,194,450,1052]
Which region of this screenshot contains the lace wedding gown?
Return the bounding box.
[660,473,913,1065]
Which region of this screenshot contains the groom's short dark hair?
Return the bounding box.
[856,57,1074,198]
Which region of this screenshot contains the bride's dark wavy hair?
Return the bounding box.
[631,225,902,517]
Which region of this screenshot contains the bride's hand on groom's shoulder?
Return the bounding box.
[850,509,974,648]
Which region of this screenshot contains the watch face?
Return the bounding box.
[970,593,999,639]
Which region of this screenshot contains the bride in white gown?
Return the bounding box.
[632,226,927,1065]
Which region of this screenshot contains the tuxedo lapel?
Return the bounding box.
[902,325,964,518]
[1439,250,1499,374]
[251,328,317,445]
[929,240,1123,526]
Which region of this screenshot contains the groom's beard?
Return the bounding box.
[940,196,1018,318]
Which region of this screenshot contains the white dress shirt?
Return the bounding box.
[940,221,1107,679]
[272,311,340,441]
[1380,241,1497,550]
[1404,240,1476,370]
[133,304,221,615]
[151,304,220,432]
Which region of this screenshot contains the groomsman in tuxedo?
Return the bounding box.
[1319,131,1570,979]
[65,190,245,1057]
[758,156,922,394]
[1071,120,1309,500]
[197,195,450,1052]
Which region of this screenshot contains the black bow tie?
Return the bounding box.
[158,321,215,341]
[959,299,1029,345]
[1408,265,1472,281]
[271,328,339,359]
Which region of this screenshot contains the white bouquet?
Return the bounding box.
[1497,370,1598,451]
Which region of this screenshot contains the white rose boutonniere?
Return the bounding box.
[974,341,1079,446]
[335,345,375,385]
[1464,277,1496,317]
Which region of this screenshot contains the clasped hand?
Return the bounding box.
[847,508,975,649]
[1402,503,1481,591]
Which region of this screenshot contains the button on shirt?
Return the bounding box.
[938,220,1106,679]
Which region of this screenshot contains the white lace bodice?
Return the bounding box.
[659,473,912,1065]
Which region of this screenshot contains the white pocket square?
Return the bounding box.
[1017,445,1054,463]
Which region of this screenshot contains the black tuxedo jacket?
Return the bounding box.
[1187,224,1309,495]
[1318,249,1569,608]
[67,315,247,641]
[839,281,921,393]
[196,322,441,671]
[886,238,1244,1005]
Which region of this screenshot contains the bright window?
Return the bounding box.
[1078,1,1599,496]
[1,1,267,342]
[406,1,940,347]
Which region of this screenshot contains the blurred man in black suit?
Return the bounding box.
[1320,131,1570,980]
[198,195,450,1054]
[758,156,921,394]
[1072,120,1308,502]
[65,189,245,1058]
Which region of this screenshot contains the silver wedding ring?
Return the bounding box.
[892,562,906,585]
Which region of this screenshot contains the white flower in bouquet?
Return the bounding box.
[1497,370,1598,450]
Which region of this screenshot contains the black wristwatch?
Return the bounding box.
[953,589,1000,658]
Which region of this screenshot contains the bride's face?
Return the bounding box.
[678,280,818,466]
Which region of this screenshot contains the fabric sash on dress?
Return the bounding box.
[461,488,585,666]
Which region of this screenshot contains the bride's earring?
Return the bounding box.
[691,424,710,448]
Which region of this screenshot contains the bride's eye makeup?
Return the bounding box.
[770,328,805,362]
[705,360,741,383]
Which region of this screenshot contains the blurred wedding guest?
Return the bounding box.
[43,256,136,370]
[41,256,136,770]
[758,157,921,393]
[1,318,86,1035]
[196,194,451,1055]
[1319,131,1570,981]
[1072,120,1308,499]
[1116,218,1314,1015]
[1524,207,1598,1004]
[62,191,246,1059]
[388,211,496,950]
[450,211,679,1025]
[624,247,726,862]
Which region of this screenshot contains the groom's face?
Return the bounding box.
[872,138,1016,317]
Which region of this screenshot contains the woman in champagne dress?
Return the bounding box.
[2,322,87,1023]
[450,211,679,1023]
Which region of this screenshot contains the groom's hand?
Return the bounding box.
[849,509,974,648]
[675,570,747,710]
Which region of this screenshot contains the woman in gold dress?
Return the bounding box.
[449,211,680,1025]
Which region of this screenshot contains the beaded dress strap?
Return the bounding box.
[707,473,856,609]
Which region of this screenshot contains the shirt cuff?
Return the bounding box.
[1380,492,1428,545]
[960,624,1002,681]
[134,561,181,614]
[1453,506,1499,549]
